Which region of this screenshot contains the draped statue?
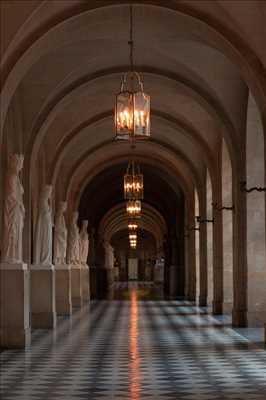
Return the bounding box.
[79,220,89,265]
[53,201,68,265]
[1,154,25,263]
[104,241,114,269]
[33,185,53,266]
[67,211,80,265]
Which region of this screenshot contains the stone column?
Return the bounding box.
[198,185,208,307]
[187,200,196,302]
[0,154,30,347]
[232,155,247,327]
[212,153,224,315]
[169,233,178,298]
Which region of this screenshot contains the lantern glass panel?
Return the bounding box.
[133,174,143,199]
[115,91,133,139]
[126,200,141,218]
[133,91,150,138]
[124,174,134,199]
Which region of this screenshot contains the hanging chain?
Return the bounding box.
[129,4,134,72]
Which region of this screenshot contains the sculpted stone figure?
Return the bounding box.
[33,185,53,266]
[1,154,25,263]
[53,201,68,265]
[104,241,114,269]
[67,211,80,265]
[79,220,89,265]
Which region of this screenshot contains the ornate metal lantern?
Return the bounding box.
[126,200,141,218]
[128,221,138,230]
[124,161,144,199]
[115,6,150,142]
[115,73,150,141]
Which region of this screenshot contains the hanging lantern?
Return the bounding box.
[115,73,150,141]
[126,200,141,218]
[128,221,138,230]
[124,161,144,199]
[115,6,150,142]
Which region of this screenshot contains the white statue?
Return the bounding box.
[67,211,80,265]
[104,241,114,269]
[33,185,53,266]
[79,220,89,265]
[1,154,25,263]
[53,201,68,265]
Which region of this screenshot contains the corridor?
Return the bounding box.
[1,283,266,400]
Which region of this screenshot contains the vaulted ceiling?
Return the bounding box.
[1,0,266,253]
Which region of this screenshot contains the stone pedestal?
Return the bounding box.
[145,265,152,281]
[232,308,247,327]
[212,301,223,315]
[89,266,97,298]
[106,267,114,288]
[31,264,56,329]
[81,265,90,302]
[169,265,178,298]
[0,263,31,348]
[71,265,83,308]
[154,264,164,283]
[114,266,119,281]
[55,264,72,315]
[199,295,207,307]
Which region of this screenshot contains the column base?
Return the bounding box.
[198,295,207,307]
[31,264,56,329]
[212,301,223,315]
[169,265,178,298]
[232,308,247,327]
[0,327,31,349]
[55,264,72,316]
[247,310,266,327]
[71,265,83,308]
[223,301,233,314]
[81,265,90,302]
[0,263,30,348]
[31,312,56,329]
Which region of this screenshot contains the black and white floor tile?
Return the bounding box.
[1,282,266,399]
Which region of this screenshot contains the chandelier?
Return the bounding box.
[124,160,144,199]
[115,5,150,142]
[128,221,138,230]
[129,232,137,249]
[126,200,141,218]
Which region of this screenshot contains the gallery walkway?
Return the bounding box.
[1,282,266,400]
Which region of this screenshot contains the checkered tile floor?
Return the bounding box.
[1,282,266,399]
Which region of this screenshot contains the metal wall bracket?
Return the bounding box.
[195,216,214,224]
[240,181,266,193]
[212,202,235,212]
